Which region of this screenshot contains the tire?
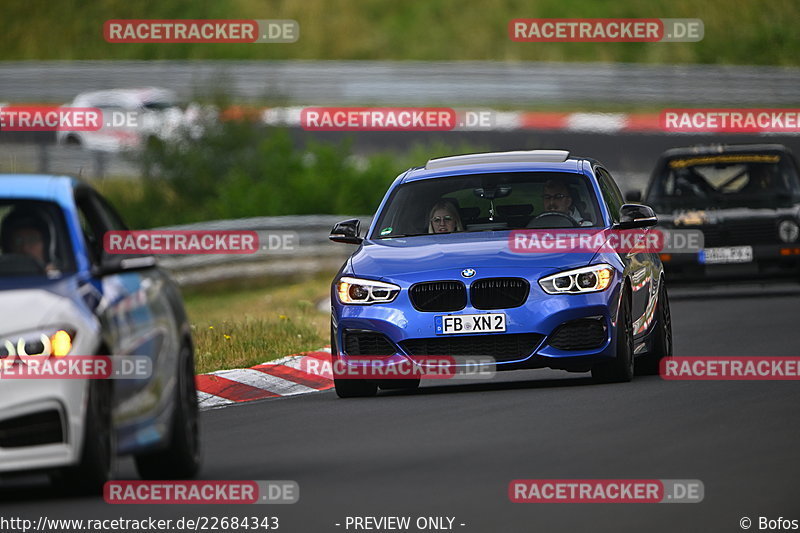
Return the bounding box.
[636,279,673,375]
[53,379,115,495]
[592,288,634,383]
[134,345,201,479]
[378,379,421,391]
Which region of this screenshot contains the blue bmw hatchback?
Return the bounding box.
[329,150,672,397]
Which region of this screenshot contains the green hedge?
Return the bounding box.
[1,0,799,65]
[99,121,477,228]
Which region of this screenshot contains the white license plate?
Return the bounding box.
[700,246,754,264]
[435,313,506,335]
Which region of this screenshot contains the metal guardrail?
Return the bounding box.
[1,60,799,106]
[155,215,372,286]
[0,143,137,177]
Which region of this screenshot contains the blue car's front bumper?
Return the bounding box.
[331,267,624,374]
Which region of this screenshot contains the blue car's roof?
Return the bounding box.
[0,174,80,205]
[401,159,586,183]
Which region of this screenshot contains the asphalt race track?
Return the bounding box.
[2,282,800,532]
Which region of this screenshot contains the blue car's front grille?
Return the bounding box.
[343,329,397,355]
[400,333,543,362]
[409,281,467,312]
[470,277,530,309]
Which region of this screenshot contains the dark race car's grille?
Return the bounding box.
[400,333,543,362]
[0,410,65,448]
[471,278,530,309]
[409,281,467,312]
[343,330,397,355]
[700,220,778,247]
[548,318,608,351]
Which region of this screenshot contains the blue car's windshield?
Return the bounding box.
[372,172,603,239]
[0,200,75,278]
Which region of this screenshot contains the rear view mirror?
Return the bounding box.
[473,186,512,200]
[330,219,363,244]
[93,254,156,277]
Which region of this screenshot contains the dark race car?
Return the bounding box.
[629,144,800,280]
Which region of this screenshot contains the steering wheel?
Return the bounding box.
[528,211,580,228]
[0,254,47,276]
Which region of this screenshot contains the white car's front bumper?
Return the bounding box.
[0,378,88,473]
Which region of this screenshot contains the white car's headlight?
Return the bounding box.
[337,276,400,304]
[0,328,75,361]
[539,264,614,294]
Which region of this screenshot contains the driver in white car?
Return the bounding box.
[1,211,58,274]
[541,180,592,226]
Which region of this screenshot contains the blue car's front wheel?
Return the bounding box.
[592,290,634,383]
[636,280,672,375]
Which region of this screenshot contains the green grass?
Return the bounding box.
[182,273,332,374]
[2,0,799,65]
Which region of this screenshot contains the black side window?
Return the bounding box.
[93,193,129,231]
[596,167,625,223]
[74,188,111,267]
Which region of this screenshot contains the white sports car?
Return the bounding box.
[0,174,200,493]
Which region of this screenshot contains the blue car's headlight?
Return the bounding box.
[539,264,614,294]
[337,276,401,304]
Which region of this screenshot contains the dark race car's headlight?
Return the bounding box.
[539,264,614,295]
[337,277,401,305]
[779,220,800,243]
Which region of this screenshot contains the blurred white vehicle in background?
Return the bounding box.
[56,87,201,152]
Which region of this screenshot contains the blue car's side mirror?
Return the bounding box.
[330,219,363,245]
[616,204,658,230]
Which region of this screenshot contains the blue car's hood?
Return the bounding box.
[350,232,597,280]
